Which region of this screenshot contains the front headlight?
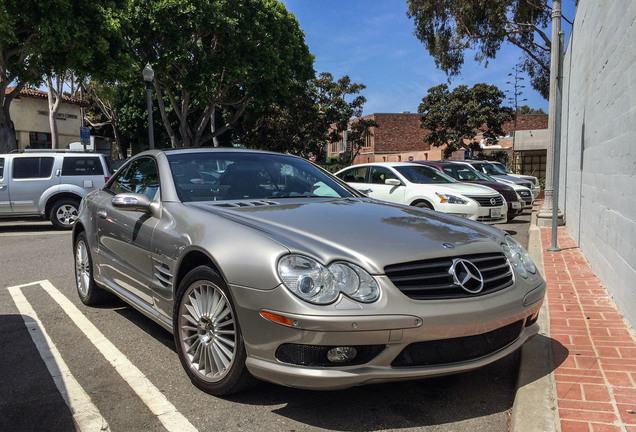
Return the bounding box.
[435,192,468,205]
[501,235,537,278]
[278,255,380,304]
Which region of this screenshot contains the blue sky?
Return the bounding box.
[283,0,577,116]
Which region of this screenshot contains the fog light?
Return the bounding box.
[327,346,357,363]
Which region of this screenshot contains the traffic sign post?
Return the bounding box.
[80,127,90,150]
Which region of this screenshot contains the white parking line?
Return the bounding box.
[9,284,108,432]
[9,280,198,432]
[0,230,69,237]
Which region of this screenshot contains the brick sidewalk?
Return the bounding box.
[540,226,636,432]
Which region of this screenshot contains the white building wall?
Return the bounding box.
[559,0,636,326]
[11,96,83,149]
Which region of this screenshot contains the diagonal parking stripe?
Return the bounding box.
[9,283,108,432]
[8,280,198,432]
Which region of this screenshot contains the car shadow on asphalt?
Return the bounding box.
[224,353,522,430]
[0,315,76,431]
[221,337,570,431]
[90,294,175,351]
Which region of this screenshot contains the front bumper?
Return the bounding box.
[438,201,507,224]
[245,319,539,390]
[231,278,546,390]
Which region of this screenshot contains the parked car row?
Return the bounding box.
[335,159,535,224]
[72,148,546,396]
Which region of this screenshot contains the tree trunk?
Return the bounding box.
[0,84,21,153]
[46,76,64,149]
[0,106,18,153]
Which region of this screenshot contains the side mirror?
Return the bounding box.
[112,193,153,212]
[385,178,401,186]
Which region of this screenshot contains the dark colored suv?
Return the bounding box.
[416,160,524,221]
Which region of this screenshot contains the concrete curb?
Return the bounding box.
[510,209,560,432]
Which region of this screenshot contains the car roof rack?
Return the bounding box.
[9,149,98,154]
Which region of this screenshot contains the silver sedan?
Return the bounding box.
[72,148,545,395]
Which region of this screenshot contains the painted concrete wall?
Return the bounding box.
[11,96,83,149]
[559,1,636,326]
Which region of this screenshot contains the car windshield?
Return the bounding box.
[495,163,513,174]
[457,164,496,181]
[440,165,484,181]
[395,165,455,184]
[481,162,506,175]
[167,152,354,202]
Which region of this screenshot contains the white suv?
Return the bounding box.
[0,151,110,229]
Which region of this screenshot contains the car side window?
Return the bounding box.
[107,157,159,200]
[62,157,104,176]
[369,166,397,184]
[0,158,4,179]
[12,157,55,179]
[338,166,368,183]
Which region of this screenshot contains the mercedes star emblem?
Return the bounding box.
[449,258,484,293]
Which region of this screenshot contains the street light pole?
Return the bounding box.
[536,0,564,231]
[142,63,155,150]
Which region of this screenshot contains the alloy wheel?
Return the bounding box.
[178,282,237,382]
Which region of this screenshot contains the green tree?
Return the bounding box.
[242,72,377,162]
[83,80,128,159]
[406,0,575,99]
[0,0,128,153]
[418,83,513,158]
[242,88,325,159]
[126,0,314,148]
[517,105,546,115]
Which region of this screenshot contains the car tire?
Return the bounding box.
[50,198,81,230]
[415,201,433,210]
[174,265,255,395]
[74,232,106,305]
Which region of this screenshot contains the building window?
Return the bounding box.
[29,132,51,149]
[364,132,372,149]
[330,141,338,154]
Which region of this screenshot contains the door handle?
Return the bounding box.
[358,188,372,194]
[97,210,107,219]
[0,184,6,190]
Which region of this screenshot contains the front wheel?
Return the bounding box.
[415,201,433,210]
[50,198,80,229]
[174,266,255,395]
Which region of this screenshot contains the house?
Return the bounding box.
[5,87,88,150]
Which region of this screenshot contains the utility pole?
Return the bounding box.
[537,0,564,229]
[506,62,527,172]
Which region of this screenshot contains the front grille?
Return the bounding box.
[464,195,504,207]
[391,320,524,367]
[384,253,513,300]
[500,188,518,203]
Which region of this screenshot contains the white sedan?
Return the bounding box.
[335,162,508,224]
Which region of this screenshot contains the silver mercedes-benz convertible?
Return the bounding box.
[72,148,545,395]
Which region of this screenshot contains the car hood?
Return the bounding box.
[424,182,499,196]
[187,198,504,274]
[492,174,533,186]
